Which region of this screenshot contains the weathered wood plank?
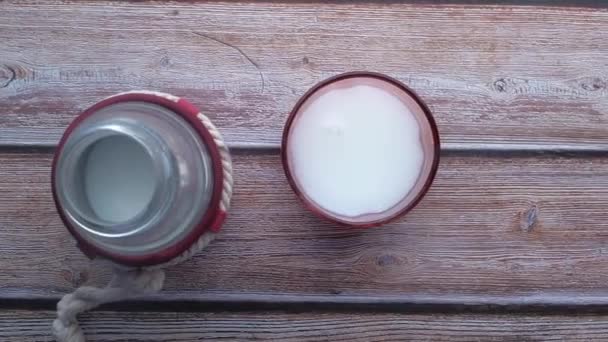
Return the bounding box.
[1,2,608,150]
[4,310,608,341]
[1,151,608,303]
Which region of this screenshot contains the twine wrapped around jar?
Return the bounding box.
[51,92,233,342]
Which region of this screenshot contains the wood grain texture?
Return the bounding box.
[1,151,608,303]
[1,2,608,150]
[4,310,608,341]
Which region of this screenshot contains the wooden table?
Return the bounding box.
[1,1,608,340]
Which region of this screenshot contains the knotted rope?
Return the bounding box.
[53,108,233,342]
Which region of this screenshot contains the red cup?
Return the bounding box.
[282,72,440,227]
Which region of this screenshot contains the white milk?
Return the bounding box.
[289,85,423,217]
[84,136,156,223]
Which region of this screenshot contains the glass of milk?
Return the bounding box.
[282,72,440,227]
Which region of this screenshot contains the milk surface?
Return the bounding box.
[289,85,424,217]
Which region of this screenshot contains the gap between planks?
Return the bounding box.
[234,0,608,8]
[1,141,608,156]
[7,289,608,315]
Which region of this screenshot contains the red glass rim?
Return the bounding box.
[281,72,441,228]
[51,92,225,266]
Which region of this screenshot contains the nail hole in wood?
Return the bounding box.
[160,55,170,67]
[493,78,507,92]
[377,254,399,267]
[0,64,16,88]
[580,77,606,91]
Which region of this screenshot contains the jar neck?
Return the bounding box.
[56,119,177,238]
